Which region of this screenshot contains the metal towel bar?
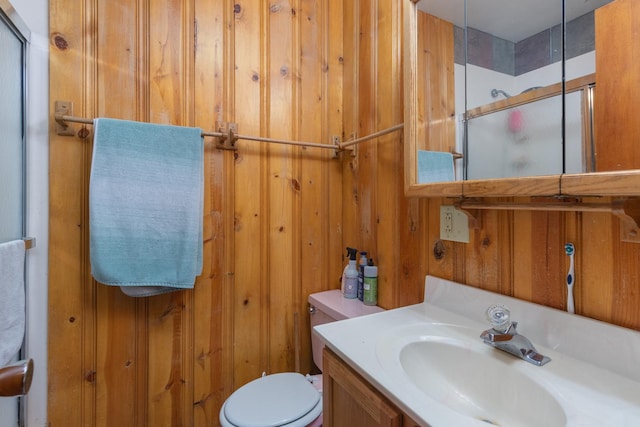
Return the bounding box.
[0,238,35,250]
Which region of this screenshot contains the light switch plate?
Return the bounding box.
[440,205,470,243]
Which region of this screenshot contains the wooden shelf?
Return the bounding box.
[454,198,640,243]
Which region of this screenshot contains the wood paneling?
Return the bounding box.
[49,1,640,426]
[594,0,640,170]
[49,0,345,425]
[417,12,455,154]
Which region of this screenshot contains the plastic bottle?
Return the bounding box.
[343,247,359,299]
[357,251,367,301]
[363,259,378,306]
[341,247,356,295]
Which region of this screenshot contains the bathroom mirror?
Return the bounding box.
[403,0,640,198]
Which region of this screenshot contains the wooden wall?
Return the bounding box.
[48,1,639,426]
[49,0,347,425]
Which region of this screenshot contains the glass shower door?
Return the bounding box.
[0,5,25,241]
[0,3,28,426]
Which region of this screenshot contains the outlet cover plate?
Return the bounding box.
[440,205,470,243]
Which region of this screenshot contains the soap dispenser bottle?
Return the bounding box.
[357,251,367,301]
[343,247,359,299]
[363,258,378,306]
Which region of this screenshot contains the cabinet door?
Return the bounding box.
[322,348,403,427]
[594,0,640,171]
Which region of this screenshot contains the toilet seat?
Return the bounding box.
[220,372,322,427]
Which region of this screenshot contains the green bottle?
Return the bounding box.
[363,260,378,306]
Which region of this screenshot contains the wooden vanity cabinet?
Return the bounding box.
[322,348,422,427]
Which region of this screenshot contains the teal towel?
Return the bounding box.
[417,150,455,184]
[90,118,203,296]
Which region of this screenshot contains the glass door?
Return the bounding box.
[0,2,29,426]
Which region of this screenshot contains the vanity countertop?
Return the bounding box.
[314,276,640,426]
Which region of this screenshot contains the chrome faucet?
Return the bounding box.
[480,304,551,366]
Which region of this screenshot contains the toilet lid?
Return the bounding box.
[224,372,321,427]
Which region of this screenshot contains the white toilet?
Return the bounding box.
[219,289,384,427]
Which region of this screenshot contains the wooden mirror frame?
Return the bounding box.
[403,0,640,199]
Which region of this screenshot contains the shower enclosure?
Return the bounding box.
[0,1,29,426]
[465,79,595,179]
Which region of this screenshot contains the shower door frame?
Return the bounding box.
[0,1,30,426]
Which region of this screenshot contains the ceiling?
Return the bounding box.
[417,0,612,42]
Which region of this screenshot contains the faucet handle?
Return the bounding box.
[486,304,511,333]
[524,349,551,366]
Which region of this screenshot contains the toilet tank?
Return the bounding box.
[308,290,384,371]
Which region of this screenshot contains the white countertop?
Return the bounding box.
[314,276,640,427]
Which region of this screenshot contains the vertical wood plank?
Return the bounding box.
[145,0,195,425]
[375,0,403,308]
[267,0,297,376]
[81,0,99,422]
[93,1,144,425]
[512,208,533,301]
[192,0,235,422]
[325,0,346,294]
[581,202,614,322]
[49,0,98,425]
[531,211,565,308]
[397,198,430,307]
[611,242,640,329]
[356,0,377,261]
[232,0,268,389]
[340,0,359,258]
[297,0,335,374]
[220,0,238,412]
[465,208,502,293]
[48,74,89,427]
[134,1,152,423]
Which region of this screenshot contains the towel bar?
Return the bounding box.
[0,238,35,250]
[23,237,35,250]
[54,100,403,155]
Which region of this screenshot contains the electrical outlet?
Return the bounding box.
[440,205,470,243]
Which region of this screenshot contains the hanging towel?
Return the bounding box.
[417,150,455,184]
[90,118,203,297]
[0,240,25,366]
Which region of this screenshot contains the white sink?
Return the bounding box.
[399,338,566,426]
[314,275,640,426]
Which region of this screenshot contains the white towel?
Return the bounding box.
[0,240,25,366]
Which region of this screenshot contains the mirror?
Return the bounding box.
[414,0,609,181]
[404,0,640,198]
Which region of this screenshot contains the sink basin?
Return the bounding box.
[400,338,567,426]
[318,276,640,426]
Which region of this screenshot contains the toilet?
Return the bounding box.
[219,289,384,427]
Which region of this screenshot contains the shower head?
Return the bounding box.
[520,86,543,94]
[491,88,511,99]
[491,87,543,99]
